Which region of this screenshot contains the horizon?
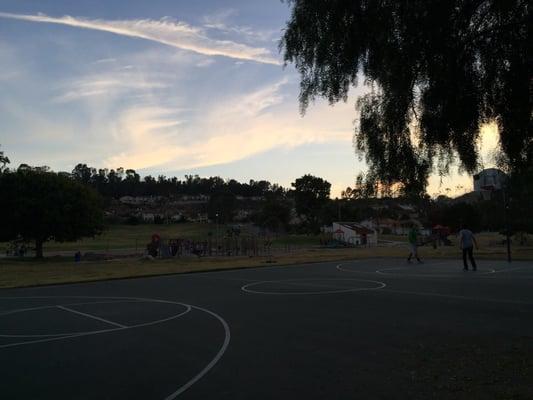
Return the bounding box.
[5,161,495,201]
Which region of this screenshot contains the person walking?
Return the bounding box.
[459,225,478,271]
[407,225,422,263]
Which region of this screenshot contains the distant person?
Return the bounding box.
[19,243,27,257]
[74,251,82,262]
[170,240,178,257]
[407,225,422,263]
[459,225,478,271]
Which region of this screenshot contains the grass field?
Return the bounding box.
[1,240,532,289]
[3,223,527,256]
[0,223,321,256]
[2,224,531,289]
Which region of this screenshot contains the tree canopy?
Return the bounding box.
[70,163,287,199]
[282,0,530,194]
[0,146,9,171]
[292,174,331,230]
[0,168,104,257]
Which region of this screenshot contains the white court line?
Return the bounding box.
[56,305,127,328]
[337,261,530,278]
[492,265,532,274]
[0,296,230,400]
[336,263,375,274]
[336,261,454,275]
[375,266,496,277]
[356,260,497,277]
[241,278,386,295]
[334,261,389,275]
[0,300,154,338]
[381,289,533,305]
[0,300,144,318]
[276,280,380,291]
[164,304,230,400]
[0,303,192,348]
[190,275,259,283]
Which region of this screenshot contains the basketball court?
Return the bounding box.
[1,258,532,399]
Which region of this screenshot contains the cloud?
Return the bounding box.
[54,72,169,103]
[105,105,187,169]
[0,41,24,81]
[102,79,355,172]
[202,10,279,43]
[210,78,288,119]
[93,58,117,64]
[191,98,352,168]
[195,58,215,68]
[0,11,281,65]
[1,29,353,180]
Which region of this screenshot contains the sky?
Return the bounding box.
[0,0,500,198]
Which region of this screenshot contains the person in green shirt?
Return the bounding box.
[407,225,422,263]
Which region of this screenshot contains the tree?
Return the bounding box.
[507,167,533,233]
[0,146,9,171]
[72,163,95,185]
[282,0,530,194]
[292,174,331,231]
[0,168,104,258]
[207,192,237,224]
[254,199,292,233]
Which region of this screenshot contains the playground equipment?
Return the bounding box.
[432,225,452,246]
[145,233,274,259]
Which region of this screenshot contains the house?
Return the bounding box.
[473,168,507,192]
[190,213,209,223]
[360,218,426,235]
[120,196,164,206]
[141,213,155,223]
[332,222,378,246]
[170,213,184,222]
[141,213,166,223]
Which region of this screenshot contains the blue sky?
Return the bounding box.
[0,1,498,197]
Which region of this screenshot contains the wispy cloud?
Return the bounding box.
[92,58,117,64]
[210,78,288,119]
[105,105,187,169]
[54,72,169,103]
[195,58,215,68]
[103,79,354,171]
[202,9,279,42]
[188,85,353,168]
[0,11,281,65]
[0,41,23,81]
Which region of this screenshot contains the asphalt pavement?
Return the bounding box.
[1,258,532,399]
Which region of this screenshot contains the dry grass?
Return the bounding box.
[1,243,532,289]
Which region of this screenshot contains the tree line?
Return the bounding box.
[1,150,531,259]
[69,163,287,198]
[0,153,336,257]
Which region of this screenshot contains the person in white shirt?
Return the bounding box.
[459,225,478,271]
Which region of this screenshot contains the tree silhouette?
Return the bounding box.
[292,174,331,230]
[0,168,104,258]
[282,0,529,193]
[0,146,9,171]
